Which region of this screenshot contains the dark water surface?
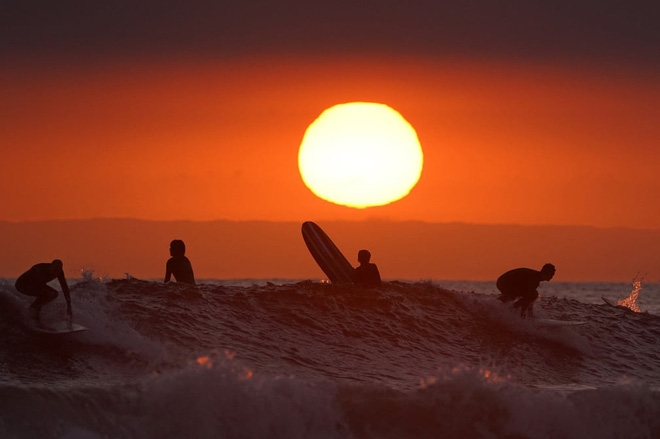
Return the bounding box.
[1,278,659,438]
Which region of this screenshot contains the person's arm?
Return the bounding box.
[164,260,172,283]
[373,264,381,285]
[58,272,72,322]
[189,262,196,286]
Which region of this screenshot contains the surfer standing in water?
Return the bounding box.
[15,259,72,324]
[164,239,196,285]
[496,263,556,318]
[353,249,381,287]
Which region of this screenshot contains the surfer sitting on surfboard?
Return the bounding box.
[496,263,556,318]
[352,250,381,288]
[15,259,72,324]
[164,239,196,285]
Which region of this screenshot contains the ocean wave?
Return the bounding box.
[3,279,660,388]
[0,354,658,439]
[2,278,660,437]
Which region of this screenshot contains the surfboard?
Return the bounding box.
[301,221,354,283]
[602,296,621,308]
[535,318,587,327]
[32,322,88,334]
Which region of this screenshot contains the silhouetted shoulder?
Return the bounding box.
[16,263,57,286]
[497,268,541,290]
[353,263,381,287]
[166,256,195,285]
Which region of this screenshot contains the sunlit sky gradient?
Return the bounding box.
[2,1,659,228]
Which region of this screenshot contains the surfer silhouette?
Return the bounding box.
[352,249,381,287]
[15,259,72,324]
[164,239,196,285]
[496,263,556,318]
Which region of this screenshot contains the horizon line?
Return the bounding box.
[1,217,659,232]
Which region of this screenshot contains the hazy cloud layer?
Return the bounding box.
[2,1,659,63]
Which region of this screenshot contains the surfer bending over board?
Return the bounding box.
[164,239,196,285]
[496,263,556,318]
[352,250,381,287]
[15,259,72,324]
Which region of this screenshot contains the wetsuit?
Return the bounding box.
[496,267,543,312]
[353,263,381,287]
[165,256,195,285]
[15,263,62,311]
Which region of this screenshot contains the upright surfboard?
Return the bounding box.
[301,221,354,283]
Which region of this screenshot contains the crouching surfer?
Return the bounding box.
[15,259,72,324]
[496,263,556,318]
[352,249,381,288]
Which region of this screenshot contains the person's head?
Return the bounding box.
[170,239,186,257]
[50,259,63,275]
[540,263,556,281]
[358,249,371,265]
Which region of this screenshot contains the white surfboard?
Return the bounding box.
[535,318,587,327]
[32,322,88,334]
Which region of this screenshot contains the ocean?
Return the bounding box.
[0,274,659,438]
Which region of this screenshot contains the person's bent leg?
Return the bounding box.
[498,286,518,303]
[29,285,58,321]
[515,290,539,318]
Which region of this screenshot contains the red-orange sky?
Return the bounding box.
[1,1,659,281]
[1,56,658,228]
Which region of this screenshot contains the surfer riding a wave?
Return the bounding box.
[497,263,556,318]
[15,259,72,325]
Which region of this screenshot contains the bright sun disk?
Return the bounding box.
[298,102,423,208]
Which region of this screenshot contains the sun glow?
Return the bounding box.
[298,102,423,208]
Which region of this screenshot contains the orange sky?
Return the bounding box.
[1,56,659,228]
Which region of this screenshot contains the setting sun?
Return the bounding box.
[298,102,423,208]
